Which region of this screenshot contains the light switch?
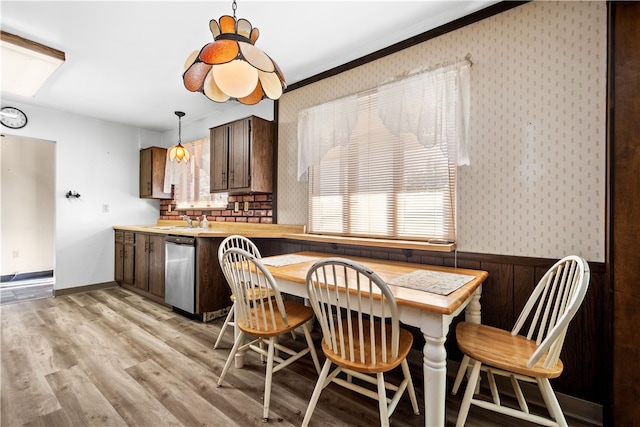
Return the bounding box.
[234,201,239,212]
[244,201,249,211]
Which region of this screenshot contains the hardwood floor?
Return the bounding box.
[1,287,596,427]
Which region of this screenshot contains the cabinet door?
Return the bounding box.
[229,119,250,190]
[134,234,149,291]
[114,231,124,283]
[140,147,171,199]
[147,234,165,298]
[123,232,135,286]
[139,148,153,197]
[210,126,229,192]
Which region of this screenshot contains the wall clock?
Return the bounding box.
[0,107,28,129]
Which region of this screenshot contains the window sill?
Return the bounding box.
[282,233,456,252]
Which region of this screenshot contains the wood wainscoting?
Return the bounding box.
[254,238,609,411]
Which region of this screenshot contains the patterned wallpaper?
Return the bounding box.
[277,1,606,262]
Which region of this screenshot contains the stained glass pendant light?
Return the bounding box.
[182,0,285,105]
[168,111,190,163]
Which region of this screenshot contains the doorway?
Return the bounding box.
[0,134,55,304]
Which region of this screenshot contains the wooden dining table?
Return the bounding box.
[233,251,488,427]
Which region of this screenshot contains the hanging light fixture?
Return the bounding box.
[182,0,285,105]
[168,111,190,163]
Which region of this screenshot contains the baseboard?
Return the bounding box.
[445,359,603,426]
[53,281,118,297]
[1,270,53,283]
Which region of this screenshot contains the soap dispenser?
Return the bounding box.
[201,215,208,229]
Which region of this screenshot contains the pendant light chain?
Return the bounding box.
[232,0,237,19]
[178,114,182,144]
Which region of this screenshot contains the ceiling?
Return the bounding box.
[1,1,499,132]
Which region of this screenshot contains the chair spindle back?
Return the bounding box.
[222,248,287,333]
[512,255,590,369]
[306,258,400,365]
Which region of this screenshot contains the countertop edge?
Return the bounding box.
[113,224,455,252]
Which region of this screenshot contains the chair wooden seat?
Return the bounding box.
[456,322,563,378]
[451,255,590,427]
[239,299,314,338]
[229,286,274,303]
[325,319,414,374]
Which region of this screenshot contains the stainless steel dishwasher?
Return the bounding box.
[165,235,196,314]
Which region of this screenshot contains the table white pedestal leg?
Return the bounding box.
[423,334,448,426]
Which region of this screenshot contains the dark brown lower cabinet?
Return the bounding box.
[114,231,231,316]
[134,233,165,298]
[114,231,134,286]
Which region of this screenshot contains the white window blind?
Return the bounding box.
[302,59,470,242]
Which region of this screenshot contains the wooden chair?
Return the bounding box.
[217,248,321,422]
[302,258,420,427]
[214,235,262,349]
[451,255,590,427]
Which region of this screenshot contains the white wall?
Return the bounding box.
[2,101,161,291]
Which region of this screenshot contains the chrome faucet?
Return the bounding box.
[181,215,194,227]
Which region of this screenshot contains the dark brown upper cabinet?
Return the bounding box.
[210,116,274,194]
[140,146,171,199]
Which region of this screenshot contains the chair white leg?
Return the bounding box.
[452,355,470,395]
[217,330,245,386]
[263,336,276,421]
[538,378,568,427]
[377,372,390,427]
[302,323,321,374]
[213,303,235,349]
[302,359,333,427]
[455,359,482,427]
[401,359,420,415]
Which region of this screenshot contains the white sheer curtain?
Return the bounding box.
[297,57,472,178]
[163,153,188,193]
[297,95,358,181]
[377,60,471,166]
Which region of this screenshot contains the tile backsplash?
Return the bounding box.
[159,193,272,224]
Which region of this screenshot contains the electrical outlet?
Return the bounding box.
[12,251,19,258]
[234,201,239,212]
[102,204,109,213]
[244,201,249,211]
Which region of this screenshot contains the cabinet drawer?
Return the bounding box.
[124,232,135,244]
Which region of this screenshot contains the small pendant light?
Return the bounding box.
[168,111,190,163]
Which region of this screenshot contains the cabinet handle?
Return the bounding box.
[230,170,234,184]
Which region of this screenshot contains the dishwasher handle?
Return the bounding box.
[165,236,196,245]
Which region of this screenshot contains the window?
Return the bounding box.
[167,136,228,209]
[308,94,456,241]
[301,59,470,242]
